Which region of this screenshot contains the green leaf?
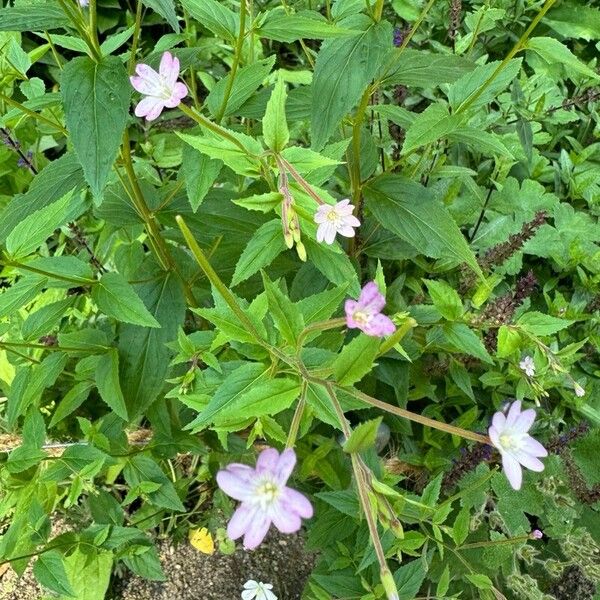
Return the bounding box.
[303,238,360,294]
[448,58,522,113]
[60,548,113,600]
[258,9,356,42]
[6,190,86,259]
[62,56,132,197]
[33,551,76,598]
[23,407,46,448]
[384,49,475,86]
[231,220,287,287]
[0,6,70,31]
[119,270,186,417]
[0,277,47,319]
[394,558,428,598]
[526,37,600,81]
[141,0,179,33]
[49,381,95,428]
[280,146,343,174]
[187,362,268,430]
[545,2,600,41]
[297,285,348,325]
[22,297,75,341]
[443,323,492,363]
[364,176,482,278]
[448,127,514,158]
[123,455,185,512]
[177,130,262,177]
[6,445,46,473]
[92,272,161,328]
[333,335,380,386]
[311,16,391,149]
[263,76,289,152]
[262,273,305,346]
[516,311,574,336]
[437,565,450,597]
[465,573,493,590]
[424,280,463,321]
[0,153,85,244]
[232,191,282,213]
[342,417,382,453]
[206,57,275,118]
[402,103,462,154]
[95,349,129,421]
[180,0,238,41]
[496,325,521,358]
[180,143,221,211]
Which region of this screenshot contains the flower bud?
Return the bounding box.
[296,241,307,262]
[380,567,399,600]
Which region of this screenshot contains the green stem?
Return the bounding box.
[128,0,144,75]
[1,259,96,286]
[44,32,63,70]
[350,86,373,205]
[0,93,67,135]
[286,380,307,448]
[455,0,557,115]
[340,386,490,445]
[459,535,531,550]
[88,0,102,59]
[277,156,324,205]
[0,341,107,353]
[216,0,247,122]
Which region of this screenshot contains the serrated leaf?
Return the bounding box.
[62,56,131,197]
[333,335,380,386]
[258,9,356,42]
[0,277,47,319]
[424,279,463,321]
[92,272,160,328]
[263,76,289,152]
[516,311,574,336]
[0,6,69,31]
[231,220,286,287]
[342,417,382,453]
[141,0,179,32]
[180,143,221,211]
[95,349,128,421]
[33,551,76,597]
[402,103,462,154]
[262,273,305,346]
[180,0,238,41]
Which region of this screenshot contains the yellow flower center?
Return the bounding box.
[256,480,279,504]
[352,310,370,326]
[326,209,339,222]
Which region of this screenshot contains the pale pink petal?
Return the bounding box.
[488,425,500,449]
[159,51,179,86]
[343,215,361,227]
[256,447,280,473]
[134,97,165,120]
[270,502,302,534]
[513,408,536,433]
[521,437,548,457]
[216,469,253,502]
[323,222,337,245]
[313,205,330,224]
[337,225,357,238]
[280,487,313,519]
[173,81,188,101]
[514,451,545,472]
[335,201,355,216]
[358,282,386,313]
[505,401,522,428]
[130,74,162,96]
[164,84,187,108]
[135,63,162,87]
[274,448,296,484]
[501,452,523,490]
[242,512,271,550]
[227,504,256,540]
[491,411,506,431]
[316,222,327,243]
[364,313,395,337]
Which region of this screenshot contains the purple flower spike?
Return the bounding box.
[345,282,396,338]
[488,400,548,490]
[216,447,313,550]
[130,51,187,121]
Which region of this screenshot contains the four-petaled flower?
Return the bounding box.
[519,355,535,377]
[242,580,277,600]
[345,282,396,337]
[314,199,360,245]
[488,400,547,490]
[130,51,187,121]
[216,447,313,550]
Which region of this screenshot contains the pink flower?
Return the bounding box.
[216,447,313,550]
[314,199,360,245]
[345,282,396,337]
[488,400,548,490]
[130,51,187,121]
[531,529,543,539]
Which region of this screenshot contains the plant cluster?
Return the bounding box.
[0,0,599,599]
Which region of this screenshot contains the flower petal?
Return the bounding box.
[165,82,187,107]
[501,452,523,490]
[270,502,301,534]
[491,411,506,431]
[513,408,536,433]
[323,222,337,245]
[159,51,180,86]
[280,487,313,519]
[242,512,271,550]
[264,589,278,600]
[488,425,500,449]
[275,448,296,484]
[241,590,258,600]
[216,468,253,501]
[514,450,545,472]
[358,282,386,313]
[256,447,279,474]
[134,97,165,121]
[364,314,395,337]
[227,504,257,540]
[521,436,548,457]
[337,224,357,238]
[505,401,522,427]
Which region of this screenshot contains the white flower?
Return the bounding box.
[314,199,360,245]
[519,355,535,377]
[241,580,277,600]
[574,383,585,397]
[488,400,548,490]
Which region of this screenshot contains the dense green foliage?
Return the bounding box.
[0,0,599,598]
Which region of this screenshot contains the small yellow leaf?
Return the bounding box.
[189,527,215,555]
